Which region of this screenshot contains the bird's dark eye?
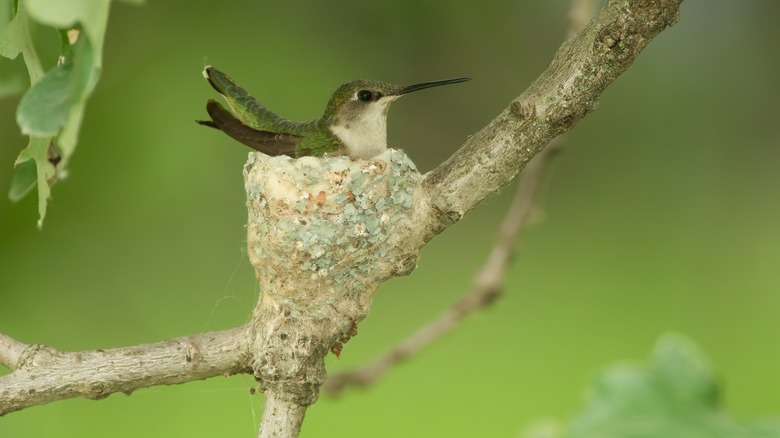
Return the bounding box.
[357,90,373,101]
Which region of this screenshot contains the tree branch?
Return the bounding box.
[424,0,682,227]
[258,390,307,438]
[0,327,250,416]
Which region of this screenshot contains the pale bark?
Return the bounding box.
[0,327,249,416]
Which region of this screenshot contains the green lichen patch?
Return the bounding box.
[243,149,425,303]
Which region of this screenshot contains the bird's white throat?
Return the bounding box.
[330,98,398,160]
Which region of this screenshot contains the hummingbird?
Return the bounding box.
[197,66,469,160]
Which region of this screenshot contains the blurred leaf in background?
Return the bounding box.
[525,335,780,438]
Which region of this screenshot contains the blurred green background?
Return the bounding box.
[1,1,779,437]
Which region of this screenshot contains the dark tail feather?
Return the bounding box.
[198,100,301,158]
[196,119,218,129]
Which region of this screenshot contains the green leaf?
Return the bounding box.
[24,0,109,66]
[2,1,49,226]
[526,334,780,438]
[0,1,43,81]
[16,58,74,135]
[0,0,14,32]
[8,158,37,201]
[0,2,23,58]
[12,30,95,224]
[12,136,55,227]
[57,35,96,165]
[651,334,716,408]
[15,32,93,136]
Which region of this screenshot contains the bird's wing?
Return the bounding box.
[197,100,301,157]
[203,66,311,136]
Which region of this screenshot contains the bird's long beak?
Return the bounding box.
[399,77,470,95]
